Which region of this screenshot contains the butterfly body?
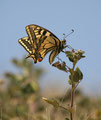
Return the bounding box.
[18,24,66,64]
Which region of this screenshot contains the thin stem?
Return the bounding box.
[70,64,76,120]
[70,84,75,120]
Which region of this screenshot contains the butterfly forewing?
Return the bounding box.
[26,25,36,48]
[26,24,60,48]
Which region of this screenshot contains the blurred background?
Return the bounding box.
[0,1,101,120]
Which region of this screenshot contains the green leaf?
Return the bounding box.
[73,67,83,82]
[42,97,59,108]
[65,51,75,62]
[65,49,85,63]
[52,61,67,72]
[68,75,72,85]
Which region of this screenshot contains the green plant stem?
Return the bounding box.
[70,63,76,120]
[70,84,75,120]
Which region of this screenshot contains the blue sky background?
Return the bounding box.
[0,0,101,96]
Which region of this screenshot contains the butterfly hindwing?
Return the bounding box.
[18,37,40,63]
[49,50,59,64]
[18,37,32,54]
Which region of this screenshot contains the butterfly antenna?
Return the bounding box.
[63,29,74,40]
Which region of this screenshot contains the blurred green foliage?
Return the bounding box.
[0,58,45,120]
[0,57,101,120]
